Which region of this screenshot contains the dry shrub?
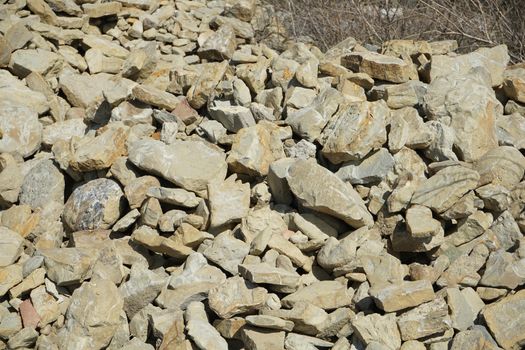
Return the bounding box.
[263,0,525,62]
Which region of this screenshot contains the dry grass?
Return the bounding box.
[262,0,525,63]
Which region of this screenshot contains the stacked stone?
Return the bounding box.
[0,0,525,349]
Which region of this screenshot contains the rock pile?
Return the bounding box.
[0,0,525,349]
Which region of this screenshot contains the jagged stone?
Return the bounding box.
[128,139,227,195]
[482,290,525,349]
[342,51,418,83]
[369,280,435,312]
[320,100,388,163]
[411,166,480,213]
[397,297,452,341]
[208,276,268,319]
[286,159,373,228]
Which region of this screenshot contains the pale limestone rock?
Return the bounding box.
[424,70,501,161]
[0,264,23,297]
[286,159,373,228]
[430,45,509,86]
[132,84,181,110]
[209,103,256,133]
[446,287,484,331]
[316,237,356,270]
[411,166,480,213]
[185,301,228,350]
[336,148,394,185]
[361,252,407,288]
[352,313,401,350]
[262,301,328,336]
[70,125,128,172]
[131,225,193,259]
[496,113,525,150]
[85,48,124,75]
[82,35,129,59]
[406,205,442,238]
[281,281,353,310]
[227,124,284,177]
[245,315,294,332]
[503,67,525,103]
[208,176,250,229]
[42,119,87,146]
[476,184,509,212]
[480,250,525,289]
[397,298,452,341]
[187,61,228,109]
[128,139,227,195]
[209,276,268,319]
[474,146,525,189]
[424,121,458,162]
[285,88,345,142]
[9,49,63,78]
[267,233,310,270]
[203,231,250,275]
[9,267,45,298]
[62,279,123,350]
[0,227,24,267]
[30,285,60,327]
[82,1,122,17]
[146,187,199,208]
[198,25,236,61]
[449,328,500,350]
[156,253,226,310]
[125,176,161,210]
[0,154,23,205]
[39,247,95,286]
[241,327,285,350]
[238,263,300,290]
[482,289,525,349]
[0,70,48,114]
[342,51,418,83]
[0,105,42,158]
[240,206,287,253]
[370,280,435,312]
[119,264,166,318]
[7,327,38,349]
[487,210,522,251]
[320,100,388,163]
[445,210,493,246]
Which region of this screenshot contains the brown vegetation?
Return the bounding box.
[264,0,525,62]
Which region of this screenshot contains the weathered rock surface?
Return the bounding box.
[63,178,124,231]
[286,159,373,228]
[128,139,227,194]
[0,1,523,349]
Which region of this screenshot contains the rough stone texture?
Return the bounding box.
[286,159,373,228]
[63,178,124,231]
[320,100,388,164]
[342,51,418,83]
[430,45,509,86]
[208,276,268,319]
[0,227,24,267]
[397,297,451,341]
[411,166,480,213]
[70,124,128,172]
[0,105,43,158]
[482,290,525,349]
[0,2,524,349]
[424,70,501,161]
[61,279,123,349]
[19,159,65,209]
[370,280,435,312]
[128,139,227,194]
